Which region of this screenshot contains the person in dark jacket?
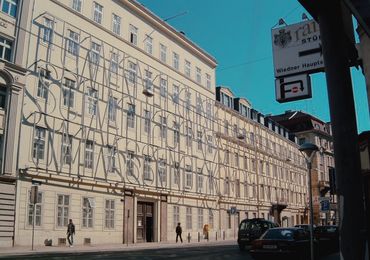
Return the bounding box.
[176,222,183,243]
[67,219,75,247]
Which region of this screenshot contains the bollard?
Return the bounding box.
[216,231,218,241]
[223,230,225,240]
[198,232,200,242]
[207,231,209,241]
[187,232,191,243]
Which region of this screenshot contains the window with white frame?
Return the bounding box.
[127,151,134,176]
[224,120,229,135]
[206,102,212,119]
[144,70,153,92]
[61,134,72,165]
[108,96,117,123]
[208,170,214,194]
[184,60,191,77]
[206,73,211,89]
[144,110,151,134]
[197,168,203,192]
[145,35,153,54]
[160,116,167,138]
[235,179,240,198]
[185,90,191,110]
[173,122,180,145]
[235,153,239,168]
[173,206,180,228]
[185,165,192,188]
[198,208,203,229]
[110,52,119,74]
[93,2,103,24]
[67,30,79,56]
[112,13,121,35]
[82,197,94,228]
[224,177,230,195]
[186,125,192,147]
[107,145,116,172]
[72,0,82,12]
[127,61,136,85]
[62,78,75,108]
[158,159,166,185]
[173,162,180,186]
[57,194,70,227]
[86,87,98,116]
[196,96,202,114]
[127,104,135,128]
[42,17,53,44]
[251,158,256,172]
[90,42,100,65]
[209,209,214,229]
[105,199,115,229]
[197,131,202,151]
[207,135,212,153]
[28,191,42,226]
[129,24,138,45]
[37,69,49,100]
[160,44,167,63]
[244,156,248,170]
[225,150,229,164]
[160,78,167,97]
[172,52,179,70]
[143,155,151,180]
[186,207,192,230]
[0,37,12,62]
[1,0,18,17]
[33,127,45,161]
[84,140,94,169]
[196,67,201,84]
[173,84,179,104]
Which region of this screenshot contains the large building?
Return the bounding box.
[1,0,308,247]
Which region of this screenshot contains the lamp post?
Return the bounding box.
[299,143,318,260]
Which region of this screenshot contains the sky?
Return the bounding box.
[138,0,370,133]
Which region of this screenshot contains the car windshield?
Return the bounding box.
[262,229,295,240]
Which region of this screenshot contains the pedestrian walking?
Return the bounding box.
[67,219,75,247]
[176,222,183,243]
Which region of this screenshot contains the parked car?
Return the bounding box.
[250,227,317,260]
[237,218,278,251]
[314,225,339,253]
[294,224,316,233]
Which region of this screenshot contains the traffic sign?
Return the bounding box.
[320,198,330,212]
[272,20,324,78]
[275,74,312,103]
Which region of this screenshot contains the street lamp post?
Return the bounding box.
[299,143,318,260]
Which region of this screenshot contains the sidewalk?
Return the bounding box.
[0,239,237,257]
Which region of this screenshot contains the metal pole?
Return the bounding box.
[317,1,365,259]
[31,203,35,251]
[308,161,314,260]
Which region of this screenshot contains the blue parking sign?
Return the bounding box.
[320,199,330,212]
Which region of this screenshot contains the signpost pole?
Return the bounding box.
[317,1,365,259]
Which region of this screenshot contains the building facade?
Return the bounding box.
[1,0,308,247]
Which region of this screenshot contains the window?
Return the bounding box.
[144,70,153,92]
[185,60,191,77]
[160,44,167,63]
[107,145,117,172]
[129,24,138,45]
[0,87,6,108]
[198,208,203,229]
[244,156,248,169]
[110,52,119,74]
[225,150,230,164]
[173,52,179,70]
[244,182,249,198]
[186,207,192,230]
[72,0,82,12]
[127,151,134,176]
[1,0,17,17]
[196,67,201,84]
[209,209,214,229]
[61,134,72,165]
[143,110,151,134]
[158,159,166,185]
[173,162,180,186]
[42,17,53,44]
[93,2,103,24]
[112,14,121,35]
[207,135,212,153]
[127,61,137,85]
[37,69,49,100]
[108,96,117,122]
[67,30,79,56]
[185,91,191,110]
[28,191,42,226]
[208,170,214,194]
[160,116,167,138]
[105,199,115,229]
[0,37,12,61]
[33,127,45,160]
[186,126,192,147]
[224,120,229,135]
[197,168,203,192]
[173,206,180,228]
[62,78,75,108]
[196,96,202,114]
[84,140,94,169]
[145,35,153,54]
[185,165,192,188]
[197,131,202,151]
[127,104,135,128]
[224,177,230,195]
[235,179,240,198]
[90,42,101,65]
[160,78,167,97]
[82,197,94,228]
[86,88,98,116]
[206,102,212,119]
[57,194,70,227]
[251,158,256,172]
[173,84,179,104]
[143,155,151,180]
[235,153,239,168]
[173,122,180,144]
[206,74,211,89]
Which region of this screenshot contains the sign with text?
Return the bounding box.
[272,20,324,77]
[275,74,312,103]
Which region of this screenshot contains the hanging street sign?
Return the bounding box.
[275,74,312,103]
[272,19,325,78]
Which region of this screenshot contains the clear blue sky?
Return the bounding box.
[138,0,370,132]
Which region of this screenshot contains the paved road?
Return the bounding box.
[0,244,254,260]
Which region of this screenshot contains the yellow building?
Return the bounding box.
[0,0,308,247]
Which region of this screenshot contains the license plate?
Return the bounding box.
[263,245,277,249]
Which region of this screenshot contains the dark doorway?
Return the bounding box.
[137,202,154,243]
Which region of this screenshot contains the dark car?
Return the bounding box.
[314,225,339,253]
[237,218,278,251]
[250,227,317,260]
[294,224,316,233]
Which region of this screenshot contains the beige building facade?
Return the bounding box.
[1,0,308,247]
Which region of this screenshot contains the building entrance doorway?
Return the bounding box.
[137,202,154,242]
